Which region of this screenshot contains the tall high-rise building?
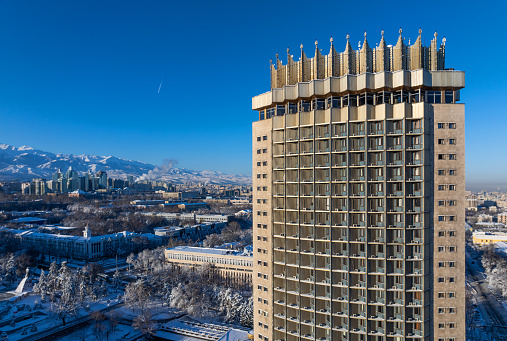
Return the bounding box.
[252,30,465,341]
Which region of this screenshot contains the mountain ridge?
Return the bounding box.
[0,144,251,186]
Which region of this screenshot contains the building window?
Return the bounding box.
[449,261,456,268]
[449,292,456,298]
[449,138,456,144]
[438,216,445,221]
[438,154,446,160]
[438,123,445,129]
[257,161,261,166]
[449,123,456,129]
[439,262,446,268]
[438,307,445,314]
[263,161,267,166]
[257,174,261,179]
[449,154,456,160]
[449,185,456,191]
[257,149,261,154]
[449,231,456,237]
[449,169,456,175]
[438,169,446,175]
[262,148,267,153]
[449,307,456,314]
[449,277,455,283]
[438,231,445,237]
[438,246,445,252]
[439,323,445,329]
[449,246,456,252]
[450,216,456,221]
[449,322,456,329]
[438,277,445,283]
[257,136,261,142]
[438,185,446,191]
[438,200,446,206]
[438,139,445,145]
[263,135,268,141]
[449,200,456,206]
[438,292,445,298]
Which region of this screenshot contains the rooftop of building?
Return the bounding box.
[268,29,449,89]
[166,246,253,257]
[156,316,250,341]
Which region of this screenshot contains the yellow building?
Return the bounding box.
[472,231,507,245]
[165,246,253,287]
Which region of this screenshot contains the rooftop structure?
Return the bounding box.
[269,29,446,89]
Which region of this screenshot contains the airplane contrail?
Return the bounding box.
[157,79,163,94]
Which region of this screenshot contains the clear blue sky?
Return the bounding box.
[0,1,505,188]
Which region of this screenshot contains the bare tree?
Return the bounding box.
[133,311,156,339]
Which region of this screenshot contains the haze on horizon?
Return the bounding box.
[0,1,506,183]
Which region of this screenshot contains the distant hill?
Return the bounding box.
[0,144,251,186]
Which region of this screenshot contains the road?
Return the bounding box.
[466,247,507,327]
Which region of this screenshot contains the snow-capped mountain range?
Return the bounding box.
[0,144,251,186]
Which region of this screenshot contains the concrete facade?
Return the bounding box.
[252,31,465,341]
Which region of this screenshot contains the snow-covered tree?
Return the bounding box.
[124,279,151,313]
[112,269,122,293]
[169,282,211,317]
[33,270,48,302]
[4,255,17,284]
[126,253,136,272]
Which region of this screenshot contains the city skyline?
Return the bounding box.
[0,1,506,185]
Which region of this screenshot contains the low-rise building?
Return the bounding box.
[144,212,232,223]
[5,226,164,261]
[165,246,253,287]
[472,231,507,245]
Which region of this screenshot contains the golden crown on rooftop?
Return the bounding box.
[270,28,446,89]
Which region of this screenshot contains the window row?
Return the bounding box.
[438,215,457,222]
[438,200,457,206]
[438,230,457,237]
[256,135,268,141]
[437,138,456,145]
[437,154,457,160]
[437,307,457,314]
[274,120,423,139]
[438,292,456,298]
[260,90,457,119]
[437,122,457,129]
[438,169,456,176]
[438,246,457,252]
[256,161,268,166]
[438,277,456,283]
[438,184,456,191]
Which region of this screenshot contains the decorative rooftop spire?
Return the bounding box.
[269,29,449,89]
[362,31,369,50]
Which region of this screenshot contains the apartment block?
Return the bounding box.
[252,30,465,341]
